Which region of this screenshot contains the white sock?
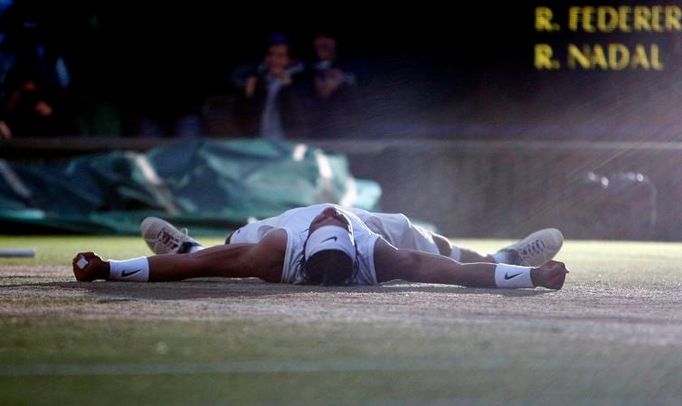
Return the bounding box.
[109,257,150,282]
[491,250,509,263]
[188,245,203,254]
[494,264,533,288]
[449,246,461,262]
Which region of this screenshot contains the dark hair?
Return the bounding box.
[314,31,337,40]
[302,250,354,286]
[267,33,289,47]
[264,33,291,59]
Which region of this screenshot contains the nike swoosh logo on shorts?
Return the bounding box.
[121,269,141,278]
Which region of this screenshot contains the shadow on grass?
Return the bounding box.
[9,278,555,301]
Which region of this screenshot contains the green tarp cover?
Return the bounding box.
[0,139,381,235]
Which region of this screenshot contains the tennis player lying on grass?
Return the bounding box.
[72,204,568,289]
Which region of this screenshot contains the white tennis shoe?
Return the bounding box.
[140,217,200,255]
[496,228,564,267]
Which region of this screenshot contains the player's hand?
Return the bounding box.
[531,260,569,290]
[72,252,109,282]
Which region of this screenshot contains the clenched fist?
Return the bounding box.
[531,260,569,290]
[72,252,109,282]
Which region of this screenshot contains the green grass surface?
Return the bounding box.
[0,236,226,266]
[1,237,681,405]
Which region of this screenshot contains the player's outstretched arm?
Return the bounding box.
[373,239,567,289]
[72,230,287,283]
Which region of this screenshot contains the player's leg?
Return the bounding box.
[360,210,564,267]
[434,229,564,267]
[362,212,445,254]
[361,212,496,263]
[140,217,203,254]
[489,228,564,267]
[430,232,496,263]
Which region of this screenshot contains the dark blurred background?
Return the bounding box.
[2,0,681,141]
[2,1,682,240]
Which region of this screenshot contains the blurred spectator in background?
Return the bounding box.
[308,32,358,138]
[311,32,356,100]
[0,2,76,138]
[1,70,64,137]
[0,27,13,139]
[240,34,309,139]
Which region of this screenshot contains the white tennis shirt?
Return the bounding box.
[229,204,381,285]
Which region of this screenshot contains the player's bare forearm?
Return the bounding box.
[147,243,284,281]
[373,239,568,289]
[376,246,496,287]
[72,231,286,283]
[73,246,278,282]
[411,257,497,288]
[73,245,260,282]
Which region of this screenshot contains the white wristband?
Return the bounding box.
[494,264,534,288]
[109,257,150,282]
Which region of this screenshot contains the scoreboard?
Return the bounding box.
[534,5,681,70]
